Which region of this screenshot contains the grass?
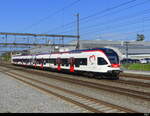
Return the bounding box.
[1,53,11,62]
[122,63,150,71]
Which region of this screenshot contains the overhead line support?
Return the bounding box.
[0,32,79,38]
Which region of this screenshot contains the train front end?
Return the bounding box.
[102,48,121,79]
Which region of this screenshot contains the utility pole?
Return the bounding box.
[76,13,80,50]
[125,41,129,59]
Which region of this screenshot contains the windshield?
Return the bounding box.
[103,49,119,64]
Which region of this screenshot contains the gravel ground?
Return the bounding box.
[120,77,150,84]
[123,70,150,76]
[11,69,150,113]
[0,72,84,113]
[0,66,150,113]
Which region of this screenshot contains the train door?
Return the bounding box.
[69,57,75,72]
[40,58,44,69]
[56,58,61,71]
[34,58,37,68]
[21,59,23,65]
[24,58,28,67]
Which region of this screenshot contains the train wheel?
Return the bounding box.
[88,73,95,78]
[110,73,119,80]
[94,73,104,79]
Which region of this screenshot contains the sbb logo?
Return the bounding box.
[89,55,96,65]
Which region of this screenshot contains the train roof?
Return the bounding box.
[13,48,113,57]
[70,48,112,53]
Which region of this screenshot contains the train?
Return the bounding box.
[11,48,121,79]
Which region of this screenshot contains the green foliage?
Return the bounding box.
[1,52,11,62]
[122,63,150,71]
[136,34,145,41]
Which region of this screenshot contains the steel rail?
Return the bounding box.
[30,70,150,100]
[0,64,150,102]
[1,63,150,88]
[120,73,150,80]
[114,79,150,88]
[0,68,137,113]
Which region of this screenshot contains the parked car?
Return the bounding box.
[144,58,150,63]
[120,58,133,64]
[132,59,140,63]
[139,59,148,64]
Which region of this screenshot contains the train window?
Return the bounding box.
[103,49,119,64]
[30,59,32,64]
[43,59,47,65]
[36,59,39,64]
[98,57,108,65]
[47,59,57,65]
[46,59,49,63]
[80,58,87,65]
[75,58,87,66]
[48,59,56,64]
[54,59,57,65]
[75,59,79,67]
[56,58,62,64]
[61,59,69,66]
[36,59,43,64]
[108,56,119,64]
[33,59,36,64]
[74,59,80,67]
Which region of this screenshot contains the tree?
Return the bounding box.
[136,34,145,41]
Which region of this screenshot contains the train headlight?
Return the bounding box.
[111,64,120,68]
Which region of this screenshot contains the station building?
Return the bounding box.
[28,40,150,60]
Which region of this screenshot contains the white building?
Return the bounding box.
[28,40,150,59]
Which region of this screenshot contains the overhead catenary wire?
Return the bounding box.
[43,0,138,34]
[21,0,81,32]
[79,0,138,22]
[81,19,150,40]
[75,0,150,40]
[2,0,150,53]
[96,26,150,40]
[80,8,150,36]
[81,18,150,38]
[58,0,150,38]
[79,0,150,31]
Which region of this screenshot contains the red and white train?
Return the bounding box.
[11,48,121,79]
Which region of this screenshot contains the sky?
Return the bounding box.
[0,0,150,52]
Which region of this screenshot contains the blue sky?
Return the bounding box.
[0,0,150,45]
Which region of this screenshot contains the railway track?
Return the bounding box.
[0,68,137,113]
[120,73,150,81]
[2,62,150,80]
[1,63,150,87]
[0,64,150,101]
[103,79,150,88]
[1,64,150,101]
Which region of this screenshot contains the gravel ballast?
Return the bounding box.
[0,65,150,113]
[0,72,84,113]
[6,68,150,113]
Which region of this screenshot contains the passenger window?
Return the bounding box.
[43,59,47,65]
[75,58,87,67]
[98,57,108,65]
[62,59,69,66]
